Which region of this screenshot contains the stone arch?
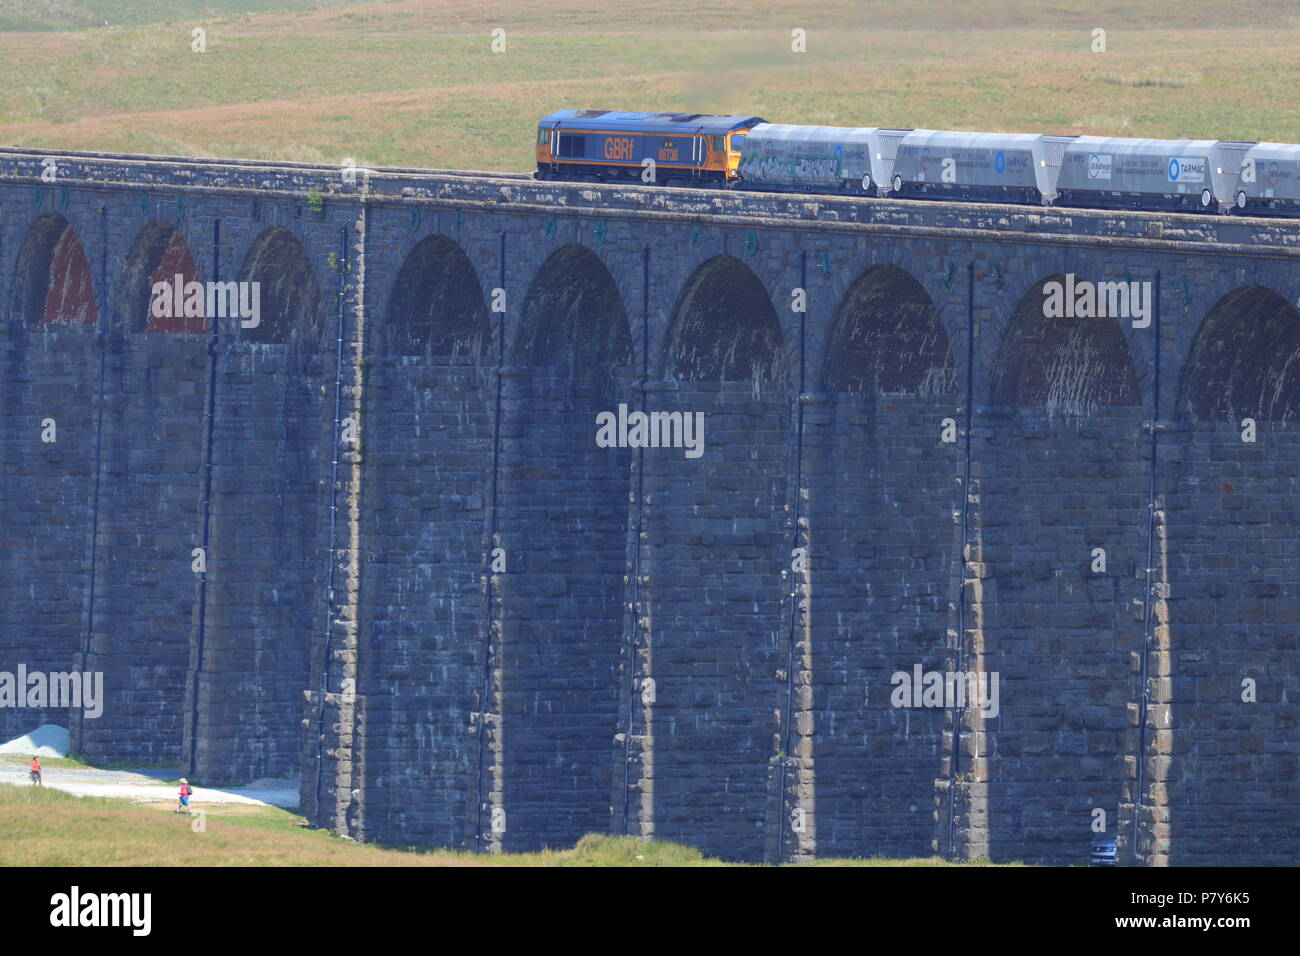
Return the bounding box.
[0,213,98,746]
[643,253,789,861]
[73,222,210,764]
[992,274,1140,415]
[809,262,958,858]
[9,213,96,326]
[1161,282,1300,864]
[796,239,969,394]
[385,234,490,359]
[122,221,206,334]
[515,243,633,375]
[667,255,785,384]
[981,273,1145,863]
[355,232,494,849]
[1178,286,1300,422]
[824,265,956,395]
[235,227,321,345]
[192,227,327,784]
[496,242,633,850]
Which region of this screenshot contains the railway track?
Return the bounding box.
[0,145,531,182]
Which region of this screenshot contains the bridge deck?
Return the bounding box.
[2,146,1298,259]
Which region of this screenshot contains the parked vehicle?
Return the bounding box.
[1090,837,1118,866]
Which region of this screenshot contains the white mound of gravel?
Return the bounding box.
[0,723,69,757]
[242,775,299,791]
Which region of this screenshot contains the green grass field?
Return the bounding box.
[0,1,1295,168]
[0,784,1024,866]
[0,0,362,32]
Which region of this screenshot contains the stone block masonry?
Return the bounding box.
[0,146,1297,864]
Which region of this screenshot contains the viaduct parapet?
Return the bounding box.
[1,146,1298,865]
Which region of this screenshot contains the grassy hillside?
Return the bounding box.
[0,1,1293,175]
[0,784,1022,866]
[0,1,370,32]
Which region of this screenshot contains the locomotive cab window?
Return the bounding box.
[537,129,549,146]
[557,133,585,158]
[711,135,725,152]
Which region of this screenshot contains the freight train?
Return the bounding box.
[534,110,1300,216]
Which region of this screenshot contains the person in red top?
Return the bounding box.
[29,756,41,786]
[175,778,192,815]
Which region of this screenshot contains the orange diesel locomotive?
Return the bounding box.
[535,110,765,187]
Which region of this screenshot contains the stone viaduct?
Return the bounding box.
[1,146,1297,866]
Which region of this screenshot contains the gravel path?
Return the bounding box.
[0,763,300,808]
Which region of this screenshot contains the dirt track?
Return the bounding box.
[0,760,299,808]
